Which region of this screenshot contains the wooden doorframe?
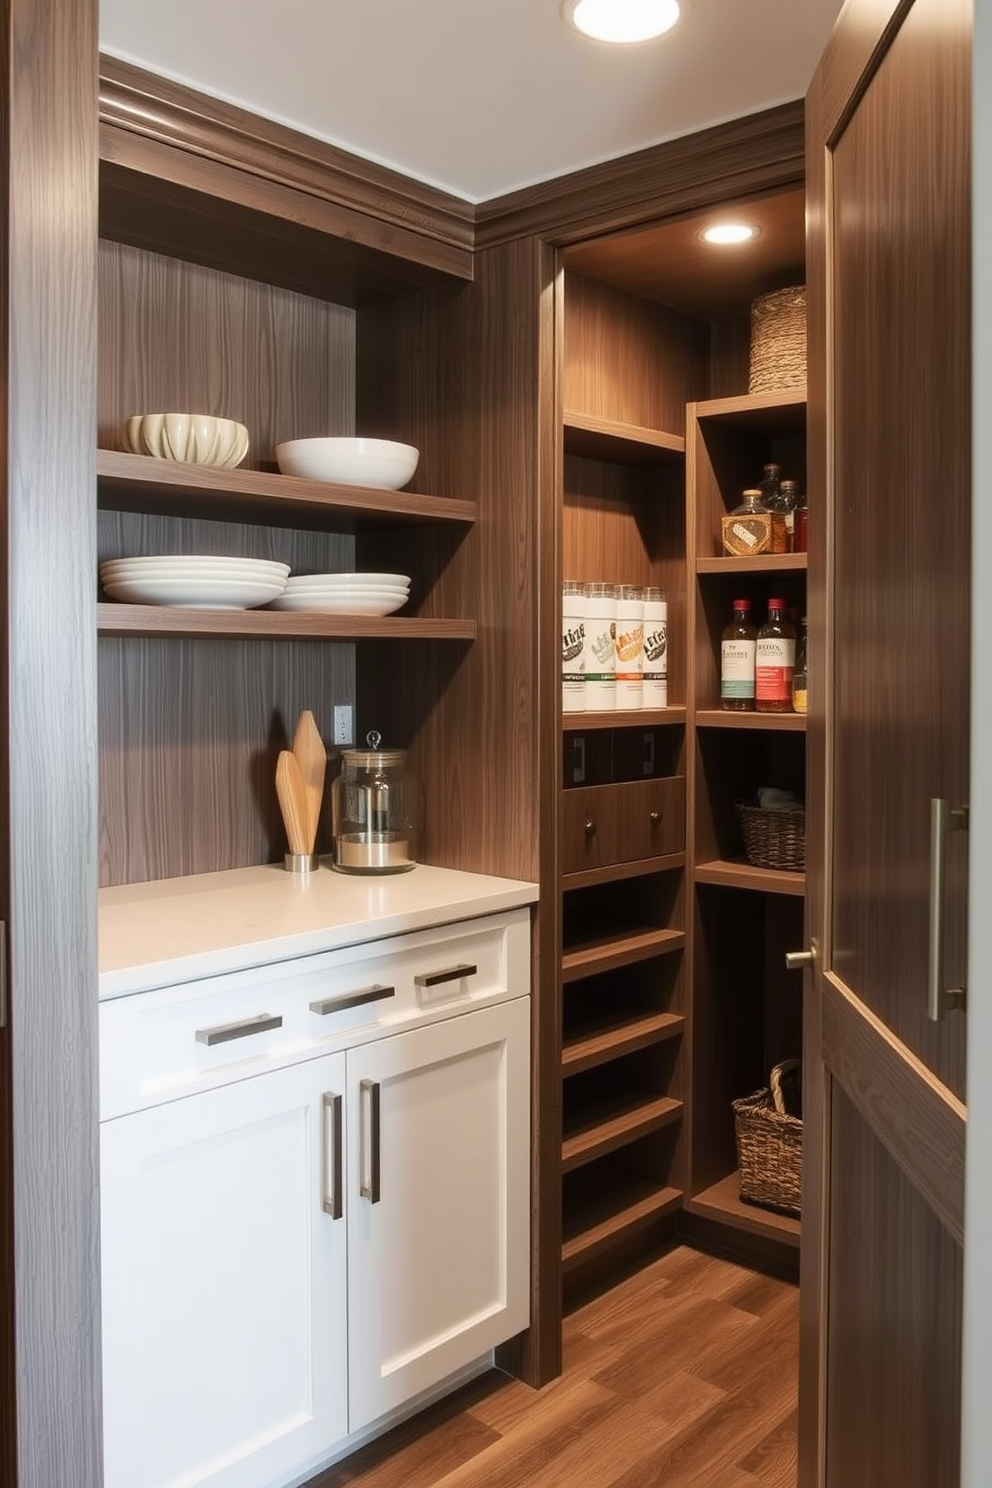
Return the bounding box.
[3,0,102,1485]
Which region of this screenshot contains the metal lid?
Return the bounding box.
[341,729,407,769]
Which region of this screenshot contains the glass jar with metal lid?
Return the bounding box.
[331,730,419,873]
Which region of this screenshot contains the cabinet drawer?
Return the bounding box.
[616,776,685,861]
[560,785,620,875]
[100,909,531,1120]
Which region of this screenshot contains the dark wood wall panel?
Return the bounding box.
[562,272,708,436]
[98,511,354,886]
[826,1083,962,1488]
[98,240,356,462]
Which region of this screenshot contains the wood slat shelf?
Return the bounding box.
[562,851,685,893]
[695,710,807,732]
[562,707,686,732]
[96,449,478,530]
[691,388,807,431]
[561,1093,683,1174]
[694,859,806,896]
[562,1011,685,1077]
[97,604,477,642]
[562,926,685,983]
[686,1171,801,1249]
[696,553,808,574]
[562,1180,683,1271]
[563,411,685,464]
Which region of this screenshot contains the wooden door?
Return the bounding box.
[802,0,971,1483]
[346,998,531,1432]
[100,1053,349,1488]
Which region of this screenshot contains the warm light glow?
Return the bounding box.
[563,0,681,44]
[700,223,759,246]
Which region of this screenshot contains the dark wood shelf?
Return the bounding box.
[562,1010,685,1077]
[96,449,478,531]
[695,709,807,731]
[561,1093,683,1174]
[562,707,686,732]
[563,411,685,464]
[696,553,808,574]
[562,851,685,893]
[562,1180,683,1271]
[694,859,806,896]
[686,1171,801,1249]
[562,926,685,983]
[692,388,807,431]
[97,604,476,642]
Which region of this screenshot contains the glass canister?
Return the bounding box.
[331,730,419,873]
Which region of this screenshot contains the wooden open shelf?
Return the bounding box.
[687,1171,801,1249]
[96,449,478,531]
[562,1180,683,1271]
[97,604,477,641]
[695,710,806,732]
[562,1011,685,1077]
[563,411,684,464]
[562,851,685,893]
[561,1093,683,1173]
[694,859,806,896]
[692,388,807,431]
[562,707,686,732]
[562,926,685,983]
[696,553,808,575]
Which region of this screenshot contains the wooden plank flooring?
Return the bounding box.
[312,1246,798,1488]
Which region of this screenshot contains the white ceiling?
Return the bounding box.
[99,0,844,204]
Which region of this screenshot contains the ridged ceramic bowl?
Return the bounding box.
[275,437,419,490]
[122,414,250,469]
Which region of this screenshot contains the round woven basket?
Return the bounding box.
[748,285,807,394]
[736,802,806,872]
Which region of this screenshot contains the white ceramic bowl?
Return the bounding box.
[275,438,419,490]
[122,414,250,469]
[268,592,407,616]
[101,575,287,609]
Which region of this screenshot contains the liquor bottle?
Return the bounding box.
[758,464,793,553]
[792,617,808,715]
[778,479,800,551]
[756,598,796,712]
[720,598,757,711]
[758,462,782,508]
[793,489,809,553]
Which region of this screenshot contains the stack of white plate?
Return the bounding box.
[99,555,290,609]
[269,571,411,616]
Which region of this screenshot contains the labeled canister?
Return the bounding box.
[562,580,587,713]
[615,585,644,711]
[583,583,617,711]
[642,587,668,708]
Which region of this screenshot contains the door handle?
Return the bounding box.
[322,1092,343,1220]
[195,1012,282,1046]
[360,1078,381,1203]
[414,963,477,989]
[928,799,968,1021]
[785,948,814,971]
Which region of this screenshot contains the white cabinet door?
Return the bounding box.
[101,1053,348,1488]
[346,997,530,1431]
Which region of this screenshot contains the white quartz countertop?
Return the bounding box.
[99,862,539,999]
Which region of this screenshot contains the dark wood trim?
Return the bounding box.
[475,101,805,250]
[7,0,102,1484]
[99,54,473,254]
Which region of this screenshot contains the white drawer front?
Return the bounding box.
[100,908,530,1119]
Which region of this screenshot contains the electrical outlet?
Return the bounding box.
[333,705,353,746]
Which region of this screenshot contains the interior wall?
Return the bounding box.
[962,5,991,1481]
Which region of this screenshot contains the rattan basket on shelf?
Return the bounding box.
[733,1079,803,1216]
[748,285,807,394]
[736,802,806,871]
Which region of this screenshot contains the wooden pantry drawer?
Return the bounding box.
[616,776,685,862]
[560,784,621,875]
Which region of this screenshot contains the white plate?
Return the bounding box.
[101,556,289,578]
[283,582,409,598]
[284,571,411,587]
[268,592,407,616]
[102,576,288,609]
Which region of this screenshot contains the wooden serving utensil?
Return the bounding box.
[275,749,310,857]
[292,710,326,855]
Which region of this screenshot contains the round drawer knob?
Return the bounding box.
[649,811,661,825]
[584,820,596,836]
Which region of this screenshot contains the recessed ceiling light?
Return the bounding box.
[699,223,760,246]
[562,0,681,44]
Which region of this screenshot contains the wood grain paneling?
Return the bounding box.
[5,0,102,1482]
[98,240,356,462]
[826,1084,962,1488]
[476,101,805,251]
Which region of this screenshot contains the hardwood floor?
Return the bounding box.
[313,1245,798,1488]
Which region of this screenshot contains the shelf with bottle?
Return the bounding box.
[696,579,807,719]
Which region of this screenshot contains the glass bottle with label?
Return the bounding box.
[642,587,668,708]
[615,585,644,710]
[720,598,757,711]
[792,617,808,715]
[758,462,782,508]
[755,598,796,712]
[583,582,617,711]
[561,580,587,713]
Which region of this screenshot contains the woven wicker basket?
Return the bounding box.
[737,803,806,872]
[748,285,807,394]
[733,1084,803,1216]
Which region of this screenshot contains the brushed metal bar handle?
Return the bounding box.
[786,948,814,971]
[322,1092,343,1220]
[414,963,477,989]
[195,1013,283,1046]
[0,922,7,1031]
[360,1078,381,1204]
[928,799,968,1021]
[310,984,396,1016]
